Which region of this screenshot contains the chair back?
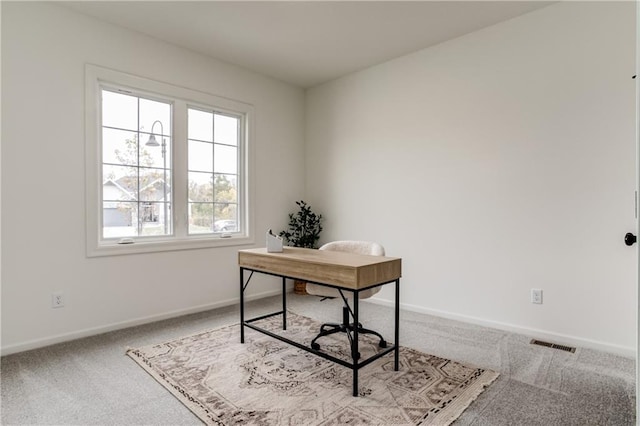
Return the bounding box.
[319,240,385,257]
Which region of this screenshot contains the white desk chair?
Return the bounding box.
[306,241,388,355]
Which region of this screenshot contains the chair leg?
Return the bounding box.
[358,327,387,348]
[320,322,341,333]
[311,323,345,350]
[311,304,387,352]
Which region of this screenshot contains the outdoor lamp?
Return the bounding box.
[143,120,168,234]
[146,120,163,147]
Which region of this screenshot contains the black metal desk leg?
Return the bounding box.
[394,278,400,371]
[282,277,287,330]
[240,268,245,343]
[352,293,359,397]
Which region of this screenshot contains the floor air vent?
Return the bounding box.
[530,339,576,353]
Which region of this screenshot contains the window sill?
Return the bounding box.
[87,234,255,257]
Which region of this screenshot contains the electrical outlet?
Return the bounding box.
[52,292,65,308]
[531,288,543,304]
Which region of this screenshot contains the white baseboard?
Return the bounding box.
[5,291,634,359]
[367,297,636,359]
[0,289,281,356]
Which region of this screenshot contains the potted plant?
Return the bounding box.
[279,200,323,294]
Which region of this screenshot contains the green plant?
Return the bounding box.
[279,200,323,248]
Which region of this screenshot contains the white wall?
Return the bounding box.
[2,1,636,357]
[1,2,305,354]
[306,2,637,355]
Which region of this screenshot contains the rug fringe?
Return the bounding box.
[419,370,500,425]
[126,348,224,425]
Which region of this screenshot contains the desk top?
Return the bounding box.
[238,247,401,290]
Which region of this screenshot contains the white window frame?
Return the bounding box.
[85,64,254,257]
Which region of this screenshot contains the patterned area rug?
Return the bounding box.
[127,312,498,425]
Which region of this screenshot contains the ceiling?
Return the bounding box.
[60,1,553,88]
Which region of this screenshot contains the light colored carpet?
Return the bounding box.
[127,312,498,425]
[0,293,636,425]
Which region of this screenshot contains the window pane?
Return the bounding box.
[140,168,170,202]
[188,108,213,142]
[214,203,237,232]
[101,87,174,239]
[103,128,138,166]
[103,165,138,201]
[188,172,213,201]
[214,144,237,174]
[189,202,213,234]
[214,114,238,146]
[140,136,171,169]
[188,140,213,172]
[213,217,237,232]
[102,90,138,131]
[186,109,240,236]
[213,174,237,203]
[103,202,136,238]
[139,202,171,236]
[139,99,171,137]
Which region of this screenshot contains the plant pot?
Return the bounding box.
[293,279,307,295]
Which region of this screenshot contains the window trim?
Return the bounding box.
[85,64,254,257]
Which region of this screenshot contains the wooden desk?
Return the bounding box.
[238,247,402,397]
